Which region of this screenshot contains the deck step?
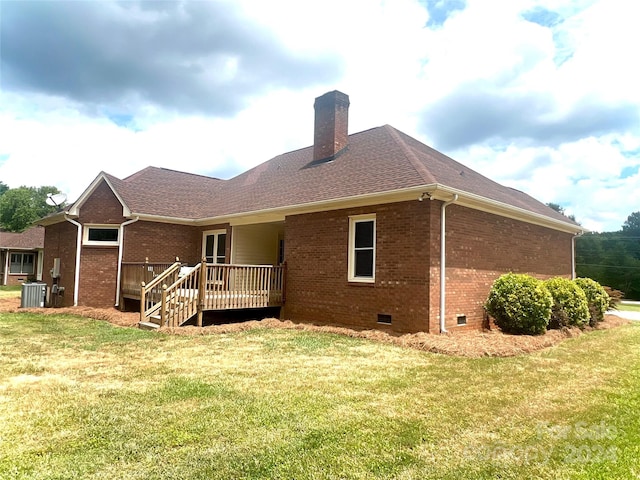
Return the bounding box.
[138,321,160,330]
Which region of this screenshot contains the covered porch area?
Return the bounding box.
[120,219,286,329]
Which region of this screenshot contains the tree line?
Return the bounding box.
[575,211,640,300]
[0,181,63,232]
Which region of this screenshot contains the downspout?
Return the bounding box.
[3,250,8,285]
[64,215,82,307]
[439,194,458,334]
[115,217,139,307]
[571,230,584,280]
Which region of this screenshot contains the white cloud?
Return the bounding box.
[0,0,638,232]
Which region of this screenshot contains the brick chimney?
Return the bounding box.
[313,90,350,161]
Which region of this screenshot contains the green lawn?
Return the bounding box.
[618,302,640,312]
[1,312,639,479]
[0,284,21,298]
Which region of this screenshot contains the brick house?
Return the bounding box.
[39,91,582,332]
[1,226,45,286]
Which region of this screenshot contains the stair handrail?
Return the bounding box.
[140,261,182,324]
[162,262,202,327]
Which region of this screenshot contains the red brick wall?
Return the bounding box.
[429,204,573,332]
[43,221,78,307]
[283,200,573,334]
[78,181,127,224]
[78,247,119,307]
[122,222,231,265]
[123,222,200,264]
[283,201,431,333]
[69,181,126,307]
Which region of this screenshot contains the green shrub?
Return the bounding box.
[603,286,624,310]
[544,277,589,329]
[575,278,610,326]
[485,273,552,335]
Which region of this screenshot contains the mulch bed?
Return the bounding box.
[0,297,630,357]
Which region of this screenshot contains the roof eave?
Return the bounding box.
[36,211,69,227]
[194,184,584,233]
[72,184,584,235]
[427,185,587,234]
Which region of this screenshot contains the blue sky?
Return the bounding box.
[1,0,638,231]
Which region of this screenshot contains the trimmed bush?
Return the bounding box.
[544,277,589,329]
[603,286,624,310]
[485,273,552,335]
[575,278,610,326]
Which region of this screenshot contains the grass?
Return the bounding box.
[618,302,640,312]
[0,284,21,298]
[1,312,639,479]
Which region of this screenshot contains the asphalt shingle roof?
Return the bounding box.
[0,226,45,249]
[69,125,574,225]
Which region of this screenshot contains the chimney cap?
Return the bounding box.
[314,90,350,108]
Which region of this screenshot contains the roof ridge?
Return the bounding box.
[383,125,437,184]
[156,167,224,181]
[122,167,151,182]
[123,166,223,183]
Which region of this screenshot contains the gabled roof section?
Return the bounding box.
[0,226,45,250]
[37,126,579,232]
[67,172,131,217]
[115,167,224,218]
[202,125,577,228]
[209,125,434,217]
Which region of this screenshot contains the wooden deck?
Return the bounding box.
[121,262,285,328]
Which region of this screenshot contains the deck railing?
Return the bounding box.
[121,261,177,298]
[136,262,285,327]
[203,264,285,310]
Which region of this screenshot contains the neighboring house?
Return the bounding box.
[0,226,45,286]
[38,91,583,333]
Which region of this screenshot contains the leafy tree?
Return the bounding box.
[622,211,640,235]
[0,185,63,232]
[0,181,8,196]
[546,202,577,222]
[575,212,640,300]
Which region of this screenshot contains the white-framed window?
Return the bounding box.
[10,252,35,274]
[203,229,227,264]
[348,214,376,283]
[83,225,120,246]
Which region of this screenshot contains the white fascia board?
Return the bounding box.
[36,211,68,226]
[428,185,586,234]
[129,183,583,234]
[134,214,199,226]
[196,185,430,226]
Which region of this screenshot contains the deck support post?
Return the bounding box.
[197,258,206,327]
[140,282,146,324]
